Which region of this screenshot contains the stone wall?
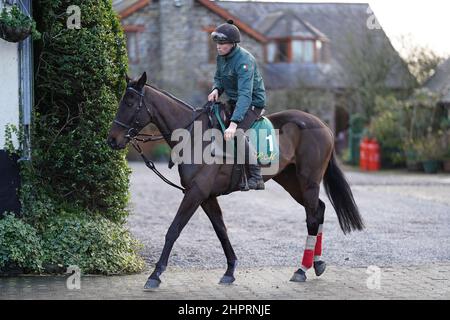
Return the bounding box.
[121,1,161,82]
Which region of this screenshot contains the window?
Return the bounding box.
[316,40,322,50]
[266,40,289,63]
[123,25,145,65]
[316,40,322,62]
[267,39,326,63]
[292,41,303,62]
[267,42,277,63]
[304,40,314,63]
[292,40,315,63]
[208,37,216,64]
[203,26,217,64]
[278,41,289,62]
[125,32,138,64]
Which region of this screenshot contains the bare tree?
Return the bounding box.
[398,35,447,86]
[337,31,411,120]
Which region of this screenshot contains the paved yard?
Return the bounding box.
[1,264,449,300]
[1,162,449,300]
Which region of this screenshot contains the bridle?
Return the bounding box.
[111,85,213,193]
[113,86,155,140]
[113,85,210,141]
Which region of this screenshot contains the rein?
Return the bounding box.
[115,85,214,193]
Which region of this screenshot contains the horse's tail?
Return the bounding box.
[323,152,364,234]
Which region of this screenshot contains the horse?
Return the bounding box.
[107,72,364,289]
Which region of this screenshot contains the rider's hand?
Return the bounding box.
[208,89,219,102]
[224,122,238,141]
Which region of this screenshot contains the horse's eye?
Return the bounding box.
[124,98,133,107]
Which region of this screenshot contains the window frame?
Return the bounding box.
[266,36,323,64]
[265,38,291,63]
[203,26,217,64]
[123,25,145,65]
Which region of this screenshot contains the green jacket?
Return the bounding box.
[212,45,266,123]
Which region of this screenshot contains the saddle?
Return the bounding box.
[207,102,279,194]
[207,101,264,130]
[208,102,278,164]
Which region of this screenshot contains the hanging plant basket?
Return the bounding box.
[0,4,40,43]
[0,21,31,42]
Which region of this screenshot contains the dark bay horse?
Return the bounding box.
[107,72,364,289]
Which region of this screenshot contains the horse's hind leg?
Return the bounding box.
[313,199,326,276]
[201,196,238,284]
[290,173,327,282]
[273,165,326,282]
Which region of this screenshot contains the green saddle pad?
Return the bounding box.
[213,104,279,165]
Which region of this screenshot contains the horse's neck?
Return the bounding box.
[146,86,201,148]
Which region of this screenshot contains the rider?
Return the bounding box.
[208,20,266,190]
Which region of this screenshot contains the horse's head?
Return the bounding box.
[107,72,152,150]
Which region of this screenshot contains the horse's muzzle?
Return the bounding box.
[107,136,125,150]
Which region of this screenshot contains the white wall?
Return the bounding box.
[0,31,20,150]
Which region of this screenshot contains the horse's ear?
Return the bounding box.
[136,72,147,89]
[125,73,131,83]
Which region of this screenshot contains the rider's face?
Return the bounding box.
[217,43,234,56]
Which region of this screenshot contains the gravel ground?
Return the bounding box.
[126,162,450,270]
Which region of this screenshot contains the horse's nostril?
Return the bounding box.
[107,137,117,148]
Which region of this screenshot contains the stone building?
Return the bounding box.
[425,58,450,110]
[113,0,413,134]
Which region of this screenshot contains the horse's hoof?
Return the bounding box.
[290,269,307,282]
[314,261,326,277]
[219,275,235,285]
[144,278,161,289]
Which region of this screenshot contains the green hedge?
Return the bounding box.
[33,0,130,223]
[0,214,43,272]
[0,214,145,274]
[0,0,145,274]
[41,213,145,274]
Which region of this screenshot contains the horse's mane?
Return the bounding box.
[144,83,198,111]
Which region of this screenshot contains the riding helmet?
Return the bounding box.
[211,19,241,44]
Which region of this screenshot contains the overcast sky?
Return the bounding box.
[225,0,450,58]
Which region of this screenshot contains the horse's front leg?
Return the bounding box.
[144,183,206,289]
[201,196,238,285]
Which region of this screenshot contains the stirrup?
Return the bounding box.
[239,180,250,191]
[248,177,265,190]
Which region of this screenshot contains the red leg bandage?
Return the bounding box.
[300,235,317,271]
[314,224,323,261]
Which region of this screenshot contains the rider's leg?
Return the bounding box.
[235,107,265,190]
[244,135,265,190]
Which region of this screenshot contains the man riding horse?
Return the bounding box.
[107,19,364,289]
[208,20,266,190]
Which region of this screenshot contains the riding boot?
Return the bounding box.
[243,136,265,190]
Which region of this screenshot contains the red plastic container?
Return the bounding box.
[368,139,380,171]
[359,137,369,171]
